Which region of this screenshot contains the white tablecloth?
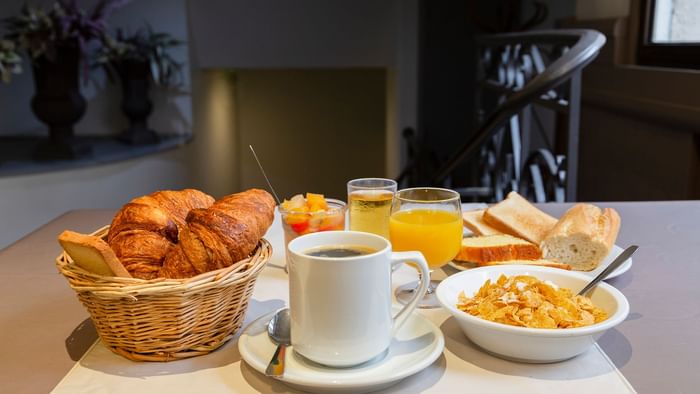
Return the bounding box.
[52,209,636,394]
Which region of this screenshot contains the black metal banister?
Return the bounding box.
[430,29,605,194]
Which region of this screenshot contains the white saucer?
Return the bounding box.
[449,244,633,280]
[238,307,445,393]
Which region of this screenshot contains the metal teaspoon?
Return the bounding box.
[265,308,291,377]
[577,245,638,296]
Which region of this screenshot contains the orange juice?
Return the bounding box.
[389,209,462,269]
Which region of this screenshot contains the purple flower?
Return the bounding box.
[3,0,131,83]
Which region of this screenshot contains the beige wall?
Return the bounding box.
[579,106,698,201]
[186,0,417,180]
[572,2,700,201]
[0,149,193,248]
[0,0,194,249]
[0,1,407,248]
[188,70,239,199]
[234,69,387,200]
[576,0,630,19]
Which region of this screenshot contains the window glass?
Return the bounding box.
[651,0,700,43]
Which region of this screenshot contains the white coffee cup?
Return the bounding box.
[287,230,430,367]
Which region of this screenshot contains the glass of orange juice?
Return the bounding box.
[390,187,462,308]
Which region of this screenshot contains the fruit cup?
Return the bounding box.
[279,194,347,270]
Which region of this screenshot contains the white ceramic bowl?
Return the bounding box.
[436,265,629,363]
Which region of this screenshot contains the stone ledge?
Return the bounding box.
[0,134,192,177]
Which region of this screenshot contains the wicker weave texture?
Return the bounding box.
[56,226,271,362]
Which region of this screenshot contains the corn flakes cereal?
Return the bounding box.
[456,274,608,328]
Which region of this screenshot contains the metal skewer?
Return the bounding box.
[249,145,282,205]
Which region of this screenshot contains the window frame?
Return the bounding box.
[637,0,700,69]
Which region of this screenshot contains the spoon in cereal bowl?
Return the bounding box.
[577,245,638,296]
[435,264,631,363]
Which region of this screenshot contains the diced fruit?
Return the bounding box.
[280,195,306,211]
[285,212,309,225]
[308,203,325,212]
[306,193,328,210]
[282,192,329,213]
[282,192,342,235]
[319,212,344,231]
[308,214,323,230]
[290,221,309,234]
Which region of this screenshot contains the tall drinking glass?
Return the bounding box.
[389,187,462,308]
[347,178,397,239]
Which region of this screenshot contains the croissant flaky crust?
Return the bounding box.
[107,189,215,279]
[107,188,275,279]
[160,189,276,278]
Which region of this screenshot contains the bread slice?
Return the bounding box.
[58,231,131,277]
[479,259,572,270]
[541,204,621,271]
[462,209,502,236]
[455,234,541,263]
[483,191,557,244]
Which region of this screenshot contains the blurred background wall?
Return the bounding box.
[0,0,417,248]
[0,0,697,249]
[0,0,193,249]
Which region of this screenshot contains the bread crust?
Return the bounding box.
[61,188,275,280]
[479,259,571,270]
[455,234,542,263]
[462,209,502,236]
[545,204,620,250]
[483,192,557,244]
[58,230,132,278]
[107,189,215,279]
[159,189,276,279]
[541,204,621,271]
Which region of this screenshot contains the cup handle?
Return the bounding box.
[389,251,430,336]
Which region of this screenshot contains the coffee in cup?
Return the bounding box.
[304,245,377,258]
[287,231,430,367]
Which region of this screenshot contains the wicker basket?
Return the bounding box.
[56,226,272,362]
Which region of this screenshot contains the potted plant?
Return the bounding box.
[97,26,183,145]
[0,39,22,83]
[3,0,127,159]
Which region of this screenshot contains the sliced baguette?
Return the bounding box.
[455,234,541,263]
[58,230,131,277]
[462,209,502,236]
[479,259,572,270]
[541,204,620,271]
[483,191,557,244]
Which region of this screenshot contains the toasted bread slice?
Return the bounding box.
[479,259,572,270]
[455,234,541,263]
[541,204,620,271]
[58,230,131,277]
[483,191,557,244]
[462,209,502,236]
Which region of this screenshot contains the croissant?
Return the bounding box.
[159,189,276,278]
[107,189,216,279]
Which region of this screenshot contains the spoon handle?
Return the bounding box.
[578,245,638,296]
[265,344,287,377]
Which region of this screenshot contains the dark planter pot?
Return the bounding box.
[31,44,91,160]
[115,59,158,145]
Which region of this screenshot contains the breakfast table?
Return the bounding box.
[1,200,698,393]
